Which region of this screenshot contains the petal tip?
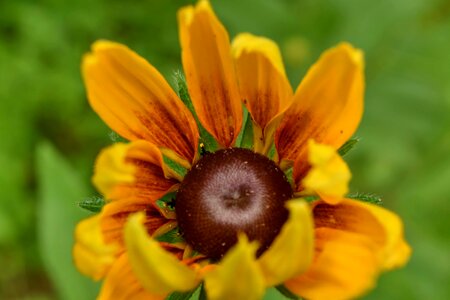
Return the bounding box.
[91,39,120,52]
[336,42,364,67]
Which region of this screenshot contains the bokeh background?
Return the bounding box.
[1,0,449,299]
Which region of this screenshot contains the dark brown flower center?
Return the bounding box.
[175,148,293,260]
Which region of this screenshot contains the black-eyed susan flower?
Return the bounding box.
[74,1,411,299]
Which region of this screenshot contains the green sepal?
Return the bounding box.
[198,284,207,300]
[197,123,219,155]
[155,191,177,211]
[108,131,126,143]
[175,70,195,113]
[347,192,383,205]
[284,166,295,188]
[77,196,105,213]
[235,105,253,149]
[163,155,188,178]
[174,70,218,153]
[155,226,185,244]
[166,285,199,300]
[267,143,277,160]
[303,195,319,202]
[338,137,360,157]
[275,285,301,299]
[154,194,182,244]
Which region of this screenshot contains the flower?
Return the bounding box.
[74,0,411,299]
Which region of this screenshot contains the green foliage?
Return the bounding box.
[36,142,99,300]
[1,0,450,299]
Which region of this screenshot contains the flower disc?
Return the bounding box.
[175,148,293,259]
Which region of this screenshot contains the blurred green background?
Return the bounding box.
[1,0,449,299]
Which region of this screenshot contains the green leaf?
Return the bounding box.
[347,192,383,205]
[78,196,105,213]
[174,70,218,153]
[338,137,360,157]
[36,142,99,300]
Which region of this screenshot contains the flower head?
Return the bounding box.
[74,1,410,299]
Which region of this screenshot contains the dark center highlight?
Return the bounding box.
[175,148,293,259]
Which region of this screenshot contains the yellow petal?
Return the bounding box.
[73,214,119,280]
[285,228,380,300]
[98,253,164,300]
[258,200,314,286]
[82,40,199,162]
[232,33,293,154]
[178,0,242,147]
[301,140,351,203]
[93,143,135,197]
[275,43,364,165]
[204,234,265,300]
[313,199,411,270]
[93,141,177,201]
[124,213,200,296]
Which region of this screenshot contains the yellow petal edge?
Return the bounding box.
[92,143,135,198]
[73,214,119,280]
[302,139,351,204]
[204,235,265,300]
[124,213,200,296]
[258,200,314,286]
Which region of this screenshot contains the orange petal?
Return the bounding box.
[178,0,242,147]
[98,253,164,300]
[232,33,293,154]
[285,199,411,299]
[312,199,411,270]
[93,141,178,202]
[275,43,364,166]
[285,228,379,300]
[82,40,199,162]
[100,199,169,250]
